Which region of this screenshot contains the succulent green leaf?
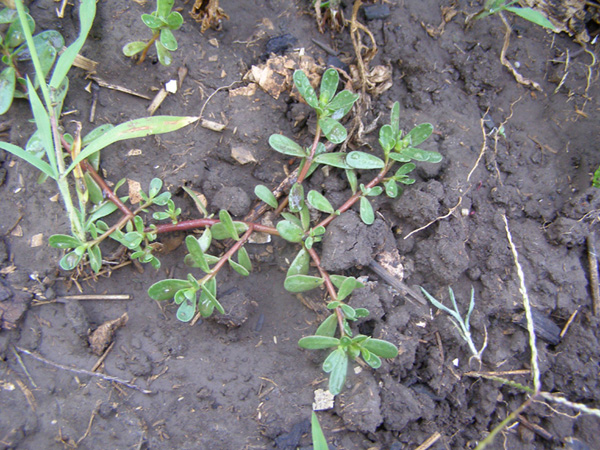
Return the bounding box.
[210,221,248,240]
[405,123,433,146]
[141,13,164,29]
[319,68,339,106]
[160,27,177,51]
[276,220,304,243]
[166,11,184,29]
[87,245,102,273]
[49,234,82,249]
[367,186,383,197]
[268,134,307,157]
[340,303,356,320]
[300,204,310,231]
[0,8,18,24]
[219,209,239,240]
[395,162,416,176]
[361,348,382,369]
[355,308,369,318]
[346,151,385,170]
[0,67,16,115]
[362,338,399,358]
[315,314,338,337]
[185,235,210,273]
[288,182,304,213]
[122,41,146,57]
[200,282,225,314]
[323,348,348,395]
[313,152,351,169]
[287,248,310,277]
[176,291,197,322]
[398,147,442,163]
[337,277,358,301]
[505,6,555,30]
[384,179,398,198]
[157,0,175,19]
[360,196,374,225]
[237,247,252,272]
[298,335,340,350]
[284,274,324,293]
[293,70,319,109]
[388,152,411,163]
[59,250,84,271]
[228,257,250,276]
[307,190,334,214]
[149,178,163,198]
[122,232,143,249]
[326,90,359,120]
[318,117,347,144]
[6,12,34,48]
[87,202,119,224]
[379,124,396,153]
[254,185,278,208]
[155,40,172,66]
[346,168,358,193]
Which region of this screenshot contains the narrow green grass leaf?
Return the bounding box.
[0,141,56,179]
[311,412,330,450]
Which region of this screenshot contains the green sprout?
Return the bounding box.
[469,0,555,30]
[421,286,488,364]
[123,0,183,66]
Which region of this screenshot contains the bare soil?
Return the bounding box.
[1,1,600,449]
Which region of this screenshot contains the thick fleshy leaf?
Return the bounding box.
[395,162,416,176]
[141,13,164,29]
[288,182,304,213]
[346,168,357,193]
[318,117,346,144]
[254,185,278,208]
[379,124,395,153]
[155,40,172,66]
[316,314,338,337]
[186,235,210,273]
[0,8,18,24]
[314,152,351,169]
[237,247,252,272]
[384,179,398,198]
[346,151,385,170]
[361,348,382,369]
[276,220,304,243]
[157,0,175,18]
[388,152,411,163]
[123,41,146,57]
[284,274,324,292]
[229,257,250,276]
[337,277,359,301]
[360,196,374,225]
[340,304,356,320]
[404,123,433,146]
[307,190,334,214]
[399,147,442,163]
[5,12,34,48]
[211,221,248,240]
[298,335,340,350]
[49,234,82,249]
[68,115,197,174]
[149,178,163,198]
[324,348,348,395]
[160,27,177,51]
[59,250,84,271]
[176,290,197,322]
[219,209,239,240]
[84,172,104,204]
[0,67,16,115]
[390,101,400,135]
[362,338,399,358]
[326,90,359,120]
[287,248,310,277]
[87,245,102,273]
[200,282,225,314]
[293,69,319,109]
[148,279,190,300]
[319,68,339,105]
[167,11,183,29]
[268,134,306,157]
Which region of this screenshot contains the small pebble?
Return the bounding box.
[363,4,391,21]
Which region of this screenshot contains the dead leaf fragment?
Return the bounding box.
[190,0,229,33]
[127,149,143,157]
[229,84,257,97]
[128,179,142,204]
[88,312,129,356]
[231,146,257,165]
[10,225,23,237]
[376,249,404,282]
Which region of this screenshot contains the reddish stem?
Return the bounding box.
[138,33,159,65]
[150,219,278,236]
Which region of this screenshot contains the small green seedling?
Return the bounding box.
[469,0,555,30]
[123,0,183,66]
[421,286,487,364]
[0,5,64,114]
[311,412,329,450]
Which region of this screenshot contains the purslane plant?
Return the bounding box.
[122,0,183,66]
[145,68,443,394]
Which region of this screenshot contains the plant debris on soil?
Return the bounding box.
[1,1,600,449]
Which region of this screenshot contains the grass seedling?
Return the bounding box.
[421,286,487,364]
[311,412,329,450]
[468,0,555,30]
[123,0,183,65]
[0,4,64,114]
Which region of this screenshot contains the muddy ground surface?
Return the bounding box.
[1,0,600,449]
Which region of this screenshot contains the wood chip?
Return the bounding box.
[231,146,257,165]
[208,38,219,47]
[200,119,225,132]
[127,149,143,156]
[30,233,44,248]
[313,389,334,410]
[128,179,142,204]
[229,84,257,97]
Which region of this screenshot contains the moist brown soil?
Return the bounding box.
[1,1,600,449]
